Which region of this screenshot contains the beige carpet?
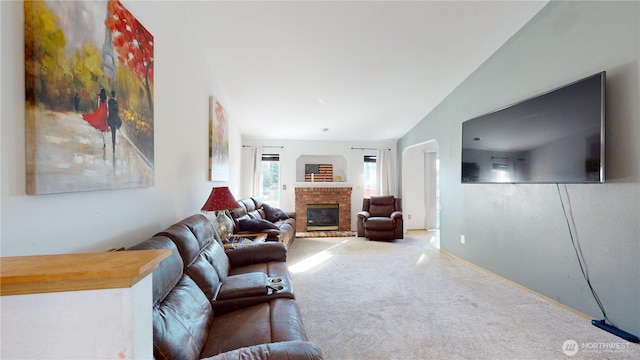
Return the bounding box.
[287,232,640,360]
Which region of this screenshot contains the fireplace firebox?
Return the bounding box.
[307,204,339,231]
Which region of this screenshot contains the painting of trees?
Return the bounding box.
[104,0,154,163]
[209,96,230,181]
[105,0,154,118]
[24,0,154,194]
[24,1,67,108]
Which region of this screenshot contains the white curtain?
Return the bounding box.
[376,148,392,196]
[251,146,262,196]
[240,147,254,198]
[240,146,263,198]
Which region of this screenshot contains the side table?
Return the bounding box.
[223,233,267,250]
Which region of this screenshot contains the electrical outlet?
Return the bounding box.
[282,184,286,190]
[408,214,412,220]
[460,235,465,244]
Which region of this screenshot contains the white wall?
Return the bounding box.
[1,276,152,360]
[399,1,640,336]
[241,138,397,231]
[0,1,242,256]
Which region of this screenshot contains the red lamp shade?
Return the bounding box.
[201,187,239,212]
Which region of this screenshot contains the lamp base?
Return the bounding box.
[213,210,234,242]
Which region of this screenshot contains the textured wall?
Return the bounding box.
[399,1,639,335]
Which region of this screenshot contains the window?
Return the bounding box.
[363,155,376,198]
[261,154,280,207]
[491,158,512,183]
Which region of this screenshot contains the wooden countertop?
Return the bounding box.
[0,249,171,296]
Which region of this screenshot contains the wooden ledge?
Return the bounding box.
[0,249,171,296]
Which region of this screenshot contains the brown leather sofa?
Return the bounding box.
[128,214,322,360]
[230,197,296,248]
[357,195,404,241]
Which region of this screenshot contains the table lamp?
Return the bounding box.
[201,186,239,242]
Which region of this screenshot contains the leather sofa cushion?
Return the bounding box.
[186,255,223,300]
[238,218,279,232]
[204,341,324,360]
[128,236,183,304]
[239,198,258,212]
[229,260,290,281]
[158,217,231,280]
[154,275,213,360]
[363,217,395,231]
[238,198,266,220]
[263,203,289,222]
[183,212,222,248]
[200,298,308,357]
[274,218,295,234]
[368,196,396,217]
[217,272,268,300]
[225,242,290,281]
[225,242,287,266]
[229,201,247,220]
[131,237,214,360]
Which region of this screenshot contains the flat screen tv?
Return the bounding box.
[461,71,605,184]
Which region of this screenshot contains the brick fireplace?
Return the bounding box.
[295,187,352,232]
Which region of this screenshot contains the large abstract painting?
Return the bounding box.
[209,96,229,181]
[25,0,154,194]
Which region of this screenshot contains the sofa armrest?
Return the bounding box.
[226,242,287,268]
[390,211,403,221]
[356,211,370,220]
[204,341,323,360]
[285,211,296,219]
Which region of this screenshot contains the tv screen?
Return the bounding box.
[461,72,605,184]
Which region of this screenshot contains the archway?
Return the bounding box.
[401,140,439,231]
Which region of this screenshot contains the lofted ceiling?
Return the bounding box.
[180,1,549,142]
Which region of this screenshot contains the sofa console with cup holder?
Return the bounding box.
[128,214,322,360]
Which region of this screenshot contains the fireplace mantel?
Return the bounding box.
[295,187,352,232]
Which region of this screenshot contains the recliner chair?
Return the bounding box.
[357,195,403,241]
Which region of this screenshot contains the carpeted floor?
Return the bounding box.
[287,232,640,360]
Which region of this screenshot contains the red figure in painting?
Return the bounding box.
[82,101,108,132]
[82,87,109,147]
